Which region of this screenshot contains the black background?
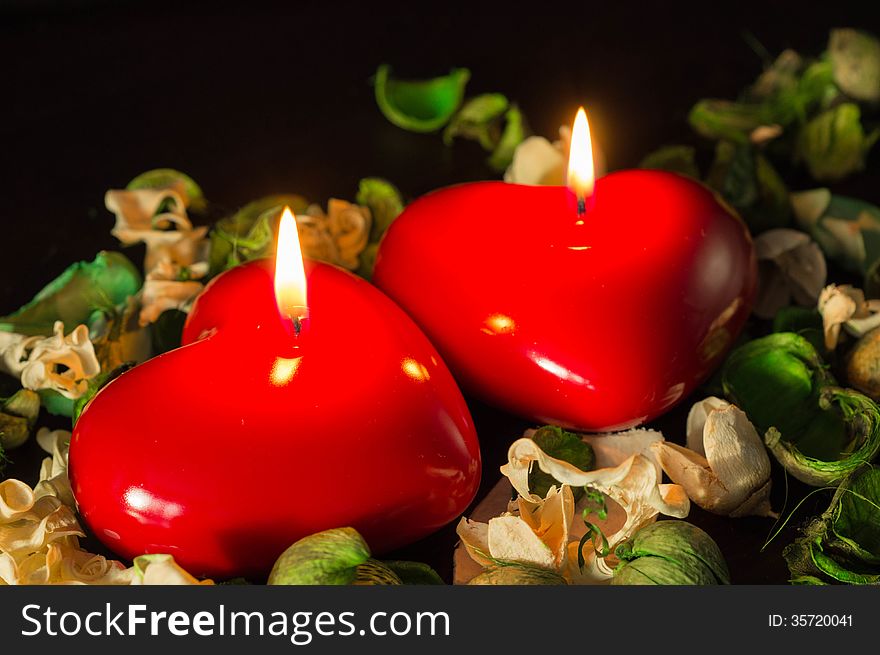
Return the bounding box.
[2,0,880,584]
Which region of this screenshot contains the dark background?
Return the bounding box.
[2,0,880,584]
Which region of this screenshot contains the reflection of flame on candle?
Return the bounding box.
[567,107,595,205]
[274,206,309,328]
[402,357,430,382]
[270,356,303,386]
[481,313,515,336]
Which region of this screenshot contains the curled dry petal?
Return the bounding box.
[818,284,880,349]
[139,280,204,326]
[302,200,372,271]
[654,403,774,517]
[685,396,730,455]
[0,322,100,399]
[34,428,75,508]
[1,474,207,585]
[455,429,689,584]
[753,229,827,319]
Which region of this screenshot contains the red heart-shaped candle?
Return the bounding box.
[69,259,481,579]
[373,171,757,431]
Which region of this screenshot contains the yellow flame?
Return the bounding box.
[274,206,308,320]
[567,107,595,199]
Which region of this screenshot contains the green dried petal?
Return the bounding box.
[2,388,40,428]
[467,564,567,585]
[639,145,700,179]
[127,168,207,213]
[772,306,824,354]
[724,333,880,485]
[374,65,470,133]
[38,389,74,418]
[613,521,729,585]
[487,104,526,172]
[0,412,29,451]
[356,177,405,242]
[0,389,40,450]
[268,527,371,586]
[209,195,308,275]
[353,559,402,586]
[0,251,142,336]
[797,103,879,182]
[381,560,444,585]
[442,93,509,150]
[528,425,595,499]
[688,99,769,143]
[829,29,880,103]
[785,467,880,584]
[706,141,790,233]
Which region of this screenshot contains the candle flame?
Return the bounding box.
[274,206,309,321]
[567,107,595,200]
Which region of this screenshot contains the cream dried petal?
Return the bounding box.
[34,428,75,508]
[131,554,213,585]
[4,322,100,399]
[487,516,558,570]
[819,284,878,349]
[0,503,84,554]
[502,437,689,544]
[504,136,566,186]
[143,225,210,275]
[512,485,574,570]
[138,280,204,326]
[325,199,371,270]
[655,404,773,517]
[753,229,827,319]
[686,396,731,454]
[106,188,192,245]
[0,479,37,521]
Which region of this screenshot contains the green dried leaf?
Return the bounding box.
[793,189,880,275]
[723,333,880,485]
[209,195,308,275]
[443,93,509,149]
[612,521,730,585]
[528,425,595,499]
[772,306,824,353]
[784,466,880,584]
[467,564,566,585]
[374,65,470,133]
[0,389,40,450]
[487,104,526,172]
[0,251,142,336]
[688,99,769,143]
[356,177,405,242]
[797,103,879,182]
[127,168,207,213]
[353,559,402,585]
[706,141,790,233]
[379,560,444,585]
[639,145,700,179]
[72,363,134,425]
[268,527,371,586]
[829,29,880,103]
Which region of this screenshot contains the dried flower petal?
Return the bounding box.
[654,402,774,517]
[818,284,880,349]
[0,322,99,399]
[753,229,827,319]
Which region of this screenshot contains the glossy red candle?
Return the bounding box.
[373,171,757,431]
[69,259,481,579]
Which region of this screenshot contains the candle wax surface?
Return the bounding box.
[373,170,757,431]
[69,260,481,579]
